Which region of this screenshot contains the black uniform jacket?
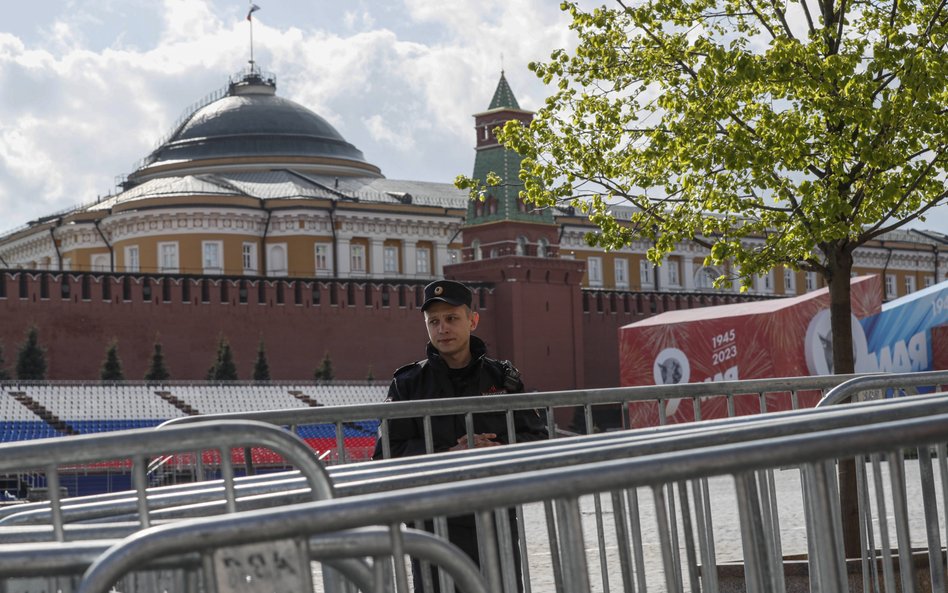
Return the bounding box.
[374,336,547,458]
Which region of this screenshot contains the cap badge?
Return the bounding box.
[434,286,444,296]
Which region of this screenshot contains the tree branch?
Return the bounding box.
[768,0,798,38]
[799,0,817,33]
[745,0,781,39]
[862,190,948,241]
[861,149,947,238]
[925,0,948,37]
[833,0,847,54]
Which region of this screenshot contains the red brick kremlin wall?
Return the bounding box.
[0,270,770,391]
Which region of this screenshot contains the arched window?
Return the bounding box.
[471,239,481,261]
[268,244,287,276]
[91,254,110,272]
[515,235,528,256]
[695,266,719,289]
[537,238,549,258]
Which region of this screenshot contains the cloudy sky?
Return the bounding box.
[1,0,585,233]
[2,0,946,236]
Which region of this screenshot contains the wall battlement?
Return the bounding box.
[0,269,771,388]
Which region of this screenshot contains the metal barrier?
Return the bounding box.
[0,421,332,542]
[817,368,948,406]
[7,387,934,534]
[73,394,948,593]
[164,374,858,462]
[3,371,946,592]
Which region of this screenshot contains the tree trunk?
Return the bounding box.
[825,245,860,560]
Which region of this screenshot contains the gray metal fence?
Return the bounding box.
[3,372,948,593]
[0,420,336,593]
[68,392,948,593]
[164,374,862,462]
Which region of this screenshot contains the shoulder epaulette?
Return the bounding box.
[392,359,426,378]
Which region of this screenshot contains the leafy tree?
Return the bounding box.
[144,339,171,382]
[252,338,271,382]
[16,326,47,380]
[463,0,948,380]
[314,351,334,381]
[0,342,9,381]
[99,340,124,381]
[458,0,948,557]
[207,335,238,381]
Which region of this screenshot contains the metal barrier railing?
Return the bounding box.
[6,393,944,591]
[5,392,939,535]
[2,371,946,592]
[163,373,858,463]
[71,394,948,593]
[0,421,332,542]
[817,369,948,407]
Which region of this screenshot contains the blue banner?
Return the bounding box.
[859,279,948,373]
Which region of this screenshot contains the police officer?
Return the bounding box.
[374,279,546,592]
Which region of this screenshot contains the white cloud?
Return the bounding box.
[158,0,220,43]
[363,114,415,150]
[2,0,941,235]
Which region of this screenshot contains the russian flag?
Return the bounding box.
[246,3,260,21]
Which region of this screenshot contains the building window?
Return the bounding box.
[537,238,549,258]
[62,258,72,271]
[242,242,257,275]
[448,249,461,264]
[91,254,110,272]
[805,272,817,291]
[351,244,366,273]
[614,259,629,289]
[383,246,399,274]
[202,241,223,275]
[640,260,653,287]
[667,260,681,287]
[416,247,431,275]
[885,274,896,298]
[124,246,140,273]
[471,239,481,261]
[924,275,935,288]
[268,244,287,276]
[758,270,774,293]
[587,257,603,287]
[783,269,795,293]
[516,236,528,256]
[315,244,330,274]
[904,275,916,294]
[158,242,178,274]
[695,266,717,289]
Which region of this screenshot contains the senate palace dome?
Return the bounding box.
[128,71,381,185]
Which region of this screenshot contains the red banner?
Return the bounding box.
[619,275,882,427]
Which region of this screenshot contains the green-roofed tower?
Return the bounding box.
[463,72,558,261]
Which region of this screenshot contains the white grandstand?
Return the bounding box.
[0,382,387,439]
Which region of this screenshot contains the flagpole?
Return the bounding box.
[249,6,255,71]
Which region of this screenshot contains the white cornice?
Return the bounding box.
[102,208,269,241]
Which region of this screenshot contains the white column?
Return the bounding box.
[370,238,385,278]
[657,261,670,290]
[403,241,417,277]
[683,257,695,290]
[336,237,351,277]
[434,241,450,277]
